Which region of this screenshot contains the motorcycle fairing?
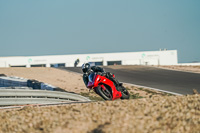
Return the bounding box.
[93,74,122,100]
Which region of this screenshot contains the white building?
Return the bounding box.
[0,50,178,67]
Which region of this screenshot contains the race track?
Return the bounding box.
[60,66,200,95]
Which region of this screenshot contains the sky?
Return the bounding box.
[0,0,200,63]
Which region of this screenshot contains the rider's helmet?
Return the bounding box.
[82,63,90,73]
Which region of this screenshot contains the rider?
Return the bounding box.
[82,63,120,88]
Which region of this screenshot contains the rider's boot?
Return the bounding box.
[106,72,122,91]
[112,79,122,91]
[114,81,124,92]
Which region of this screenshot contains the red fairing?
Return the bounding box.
[93,74,122,100]
[93,74,100,88]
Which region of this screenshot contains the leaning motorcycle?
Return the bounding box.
[87,72,130,100]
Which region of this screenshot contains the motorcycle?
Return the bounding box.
[87,72,130,100]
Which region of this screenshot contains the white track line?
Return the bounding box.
[61,68,182,96]
[150,66,200,74]
[123,82,182,96]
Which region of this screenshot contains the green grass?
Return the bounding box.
[129,92,143,99]
[138,88,174,96]
[142,89,156,95]
[80,92,104,101]
[126,86,174,99]
[164,93,174,96]
[80,91,144,101]
[138,88,144,90]
[126,87,144,99]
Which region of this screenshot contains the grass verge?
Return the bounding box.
[80,92,104,101]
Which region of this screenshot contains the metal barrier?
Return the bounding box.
[0,89,90,106]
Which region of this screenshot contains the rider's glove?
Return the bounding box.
[87,69,94,74]
[106,72,112,78]
[96,72,102,75]
[101,72,107,76]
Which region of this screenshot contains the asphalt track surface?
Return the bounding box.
[59,66,200,95]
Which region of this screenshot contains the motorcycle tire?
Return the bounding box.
[120,86,130,99]
[95,85,112,100]
[93,88,99,95]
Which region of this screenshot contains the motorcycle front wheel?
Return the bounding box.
[95,86,112,100]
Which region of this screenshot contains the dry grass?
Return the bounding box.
[0,95,199,133]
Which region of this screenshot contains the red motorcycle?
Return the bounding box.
[87,72,130,100]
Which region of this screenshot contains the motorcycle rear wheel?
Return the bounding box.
[120,86,130,99]
[95,86,112,100]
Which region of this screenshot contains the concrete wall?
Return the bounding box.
[0,50,178,67]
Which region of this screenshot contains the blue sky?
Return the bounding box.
[0,0,200,63]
